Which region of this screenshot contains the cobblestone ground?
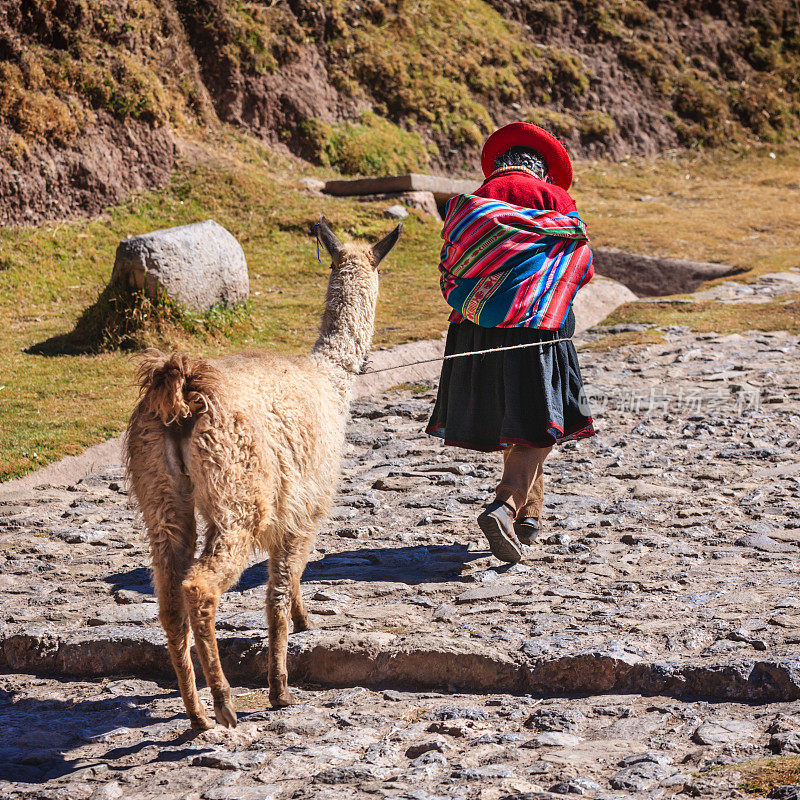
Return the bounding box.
[0,313,799,798]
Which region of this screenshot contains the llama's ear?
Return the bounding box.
[315,216,343,261]
[371,223,402,267]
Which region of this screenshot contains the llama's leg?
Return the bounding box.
[266,551,298,707]
[152,537,213,731]
[289,536,314,633]
[182,528,250,728]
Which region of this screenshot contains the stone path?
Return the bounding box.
[1,302,799,797]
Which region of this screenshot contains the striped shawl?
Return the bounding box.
[439,194,593,330]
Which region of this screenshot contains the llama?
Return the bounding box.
[124,217,401,729]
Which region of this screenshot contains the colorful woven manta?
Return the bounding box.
[439,194,593,330]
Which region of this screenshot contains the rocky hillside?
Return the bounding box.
[2,0,799,223]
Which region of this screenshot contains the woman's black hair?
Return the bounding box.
[494,145,548,178]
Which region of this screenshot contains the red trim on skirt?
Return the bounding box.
[425,417,596,453]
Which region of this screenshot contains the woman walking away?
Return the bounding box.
[426,122,595,564]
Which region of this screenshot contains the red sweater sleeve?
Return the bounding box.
[474,171,577,214]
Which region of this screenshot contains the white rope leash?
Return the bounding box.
[362,335,574,375]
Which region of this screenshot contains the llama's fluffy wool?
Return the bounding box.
[124,219,400,729]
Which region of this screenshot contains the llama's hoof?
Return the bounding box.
[292,617,312,633]
[270,690,299,708]
[190,713,215,731]
[214,701,238,728]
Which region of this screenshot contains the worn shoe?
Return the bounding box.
[514,517,541,546]
[477,501,523,564]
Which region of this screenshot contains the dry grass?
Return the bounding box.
[572,147,800,280]
[604,297,800,334]
[735,756,800,795]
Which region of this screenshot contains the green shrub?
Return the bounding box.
[619,41,660,73]
[299,112,430,175]
[730,80,795,140]
[579,110,616,141]
[539,47,591,98]
[673,73,728,128]
[526,108,578,138]
[525,1,564,27]
[33,283,252,355]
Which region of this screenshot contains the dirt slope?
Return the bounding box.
[1,0,799,224]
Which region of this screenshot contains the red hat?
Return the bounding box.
[480,122,573,190]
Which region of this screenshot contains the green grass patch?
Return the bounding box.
[387,382,434,394]
[299,111,432,175]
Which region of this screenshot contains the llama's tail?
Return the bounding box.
[133,350,220,426]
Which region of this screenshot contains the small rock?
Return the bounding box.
[770,732,800,754]
[632,481,688,499]
[471,732,525,745]
[549,777,602,795]
[735,533,794,553]
[611,761,671,791]
[433,603,457,621]
[113,589,155,605]
[455,584,516,604]
[619,751,673,767]
[426,720,473,737]
[693,720,758,746]
[426,706,489,721]
[395,190,441,219]
[311,590,342,602]
[88,781,124,800]
[454,765,515,779]
[204,788,277,800]
[383,204,409,219]
[314,764,379,784]
[310,605,341,616]
[769,714,800,735]
[406,738,448,758]
[62,531,108,545]
[299,177,325,192]
[525,709,585,732]
[411,751,447,768]
[191,751,266,770]
[88,605,158,625]
[373,476,418,491]
[335,526,365,539]
[529,732,584,747]
[770,786,800,800]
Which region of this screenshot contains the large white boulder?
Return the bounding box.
[111,219,249,312]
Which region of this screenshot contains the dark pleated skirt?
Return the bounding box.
[426,310,595,452]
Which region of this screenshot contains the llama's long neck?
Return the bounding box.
[311,258,378,379]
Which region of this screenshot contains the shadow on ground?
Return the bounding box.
[0,684,201,783]
[106,544,487,596]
